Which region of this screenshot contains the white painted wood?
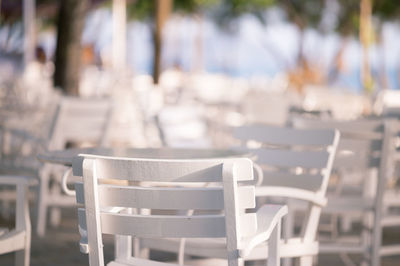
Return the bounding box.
[293,117,394,265]
[241,125,339,266]
[75,182,255,210]
[247,149,331,169]
[74,156,287,266]
[36,96,113,237]
[234,125,337,146]
[142,124,339,266]
[0,175,35,266]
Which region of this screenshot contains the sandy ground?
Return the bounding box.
[0,208,400,266]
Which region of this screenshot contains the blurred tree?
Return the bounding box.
[53,0,89,96]
[327,0,359,84]
[278,0,326,92]
[373,0,400,90]
[126,0,220,83]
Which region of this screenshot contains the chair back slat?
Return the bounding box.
[77,210,258,239]
[250,149,331,169]
[100,213,226,238]
[262,171,324,192]
[48,97,112,150]
[75,183,255,210]
[234,125,338,146]
[73,155,253,182]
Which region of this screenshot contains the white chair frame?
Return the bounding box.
[292,117,393,266]
[72,154,288,266]
[141,125,339,266]
[0,175,36,266]
[36,96,112,237]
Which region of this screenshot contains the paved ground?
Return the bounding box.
[1,208,400,265]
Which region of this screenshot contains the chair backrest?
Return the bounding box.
[291,117,393,262]
[73,155,256,266]
[233,124,339,241]
[234,125,339,195]
[292,118,390,191]
[47,96,112,150]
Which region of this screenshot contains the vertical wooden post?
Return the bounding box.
[112,0,127,71]
[360,0,373,93]
[23,0,36,67]
[153,0,172,84]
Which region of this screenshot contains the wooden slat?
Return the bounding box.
[262,171,324,192]
[73,156,253,182]
[250,149,330,169]
[75,183,255,210]
[100,212,226,238]
[78,209,257,238]
[234,125,337,146]
[293,117,383,133]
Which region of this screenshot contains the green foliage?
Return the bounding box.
[278,0,325,29]
[126,0,154,21]
[374,0,400,21]
[174,0,221,14]
[335,0,360,36]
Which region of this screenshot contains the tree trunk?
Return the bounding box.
[360,0,373,93]
[153,0,172,84]
[53,0,88,96]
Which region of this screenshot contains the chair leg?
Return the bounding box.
[299,256,313,266]
[267,221,281,266]
[229,258,243,266]
[15,247,30,266]
[282,207,294,266]
[36,168,50,237]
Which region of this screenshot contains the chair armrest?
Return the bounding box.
[256,186,327,207]
[0,175,38,186]
[240,204,288,258]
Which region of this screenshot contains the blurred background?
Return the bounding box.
[1,1,400,266]
[1,0,399,148]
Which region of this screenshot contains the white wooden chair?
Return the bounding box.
[232,125,339,266]
[72,154,288,266]
[36,96,113,237]
[0,175,36,266]
[142,125,339,266]
[292,117,392,266]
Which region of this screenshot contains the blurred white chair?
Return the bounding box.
[241,92,290,126]
[73,155,288,266]
[36,96,113,237]
[302,86,370,120]
[373,90,400,117]
[142,125,339,266]
[0,175,36,266]
[293,117,392,266]
[232,125,339,266]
